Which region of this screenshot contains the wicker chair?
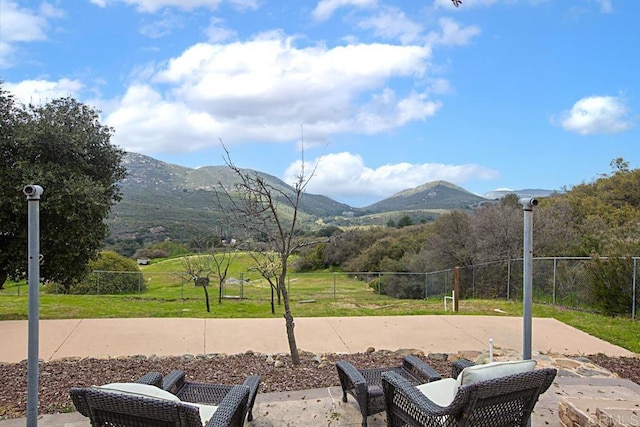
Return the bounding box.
[336,355,442,427]
[137,370,261,423]
[381,363,557,427]
[70,382,249,427]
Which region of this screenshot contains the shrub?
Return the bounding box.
[585,255,634,316]
[373,273,425,299]
[70,251,144,295]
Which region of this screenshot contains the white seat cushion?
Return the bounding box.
[416,378,458,407]
[457,359,537,387]
[96,383,218,424]
[96,382,181,402]
[185,402,219,425]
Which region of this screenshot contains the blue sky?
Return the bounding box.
[1,0,637,207]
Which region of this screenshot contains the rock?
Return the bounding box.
[459,350,482,361]
[577,367,613,377]
[474,354,491,365]
[274,360,284,368]
[266,355,275,364]
[366,347,375,353]
[312,355,323,364]
[428,353,448,362]
[557,369,581,378]
[396,349,424,357]
[554,358,581,369]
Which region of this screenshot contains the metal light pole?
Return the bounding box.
[519,197,538,361]
[25,184,43,427]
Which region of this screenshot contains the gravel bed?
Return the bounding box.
[1,351,638,420]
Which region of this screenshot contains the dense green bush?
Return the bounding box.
[371,274,425,299]
[70,251,144,295]
[585,255,634,316]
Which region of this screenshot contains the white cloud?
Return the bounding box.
[357,7,423,44]
[284,152,499,204]
[592,0,613,13]
[312,0,377,21]
[556,95,633,135]
[426,18,481,46]
[205,17,236,42]
[4,79,84,105]
[104,33,441,153]
[92,0,259,13]
[139,14,185,38]
[0,1,64,67]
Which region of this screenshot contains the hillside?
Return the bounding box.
[362,180,488,213]
[108,153,353,245]
[106,153,509,247]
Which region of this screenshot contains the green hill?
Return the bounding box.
[107,153,495,248]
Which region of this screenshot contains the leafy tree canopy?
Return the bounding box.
[0,84,126,290]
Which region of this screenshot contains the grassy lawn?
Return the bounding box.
[1,256,638,353]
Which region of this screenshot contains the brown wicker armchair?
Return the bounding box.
[70,382,249,427]
[137,370,261,422]
[336,355,442,427]
[381,364,557,427]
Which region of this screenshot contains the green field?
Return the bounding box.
[1,255,639,353]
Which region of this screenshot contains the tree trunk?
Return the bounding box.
[0,270,7,290]
[218,280,222,304]
[280,271,300,365]
[270,285,275,314]
[203,285,210,313]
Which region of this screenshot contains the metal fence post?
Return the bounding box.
[424,273,428,300]
[553,257,557,305]
[507,259,511,300]
[633,258,637,320]
[472,266,476,299]
[333,273,337,300]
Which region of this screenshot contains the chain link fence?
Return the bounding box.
[2,257,637,319]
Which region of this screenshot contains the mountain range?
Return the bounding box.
[107,153,555,245]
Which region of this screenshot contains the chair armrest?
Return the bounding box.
[162,370,187,394]
[451,359,474,378]
[205,385,249,427]
[136,372,163,388]
[336,360,370,408]
[336,360,367,388]
[402,355,442,382]
[242,375,261,421]
[69,388,90,417]
[382,371,456,422]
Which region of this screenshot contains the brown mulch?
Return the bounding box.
[1,351,638,420]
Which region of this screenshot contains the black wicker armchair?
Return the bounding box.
[70,382,249,427]
[336,355,442,427]
[381,363,557,427]
[137,370,261,422]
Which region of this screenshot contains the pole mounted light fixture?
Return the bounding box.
[24,184,43,427]
[519,197,538,361]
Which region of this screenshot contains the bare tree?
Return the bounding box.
[181,254,214,312]
[210,245,241,303]
[215,141,318,365]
